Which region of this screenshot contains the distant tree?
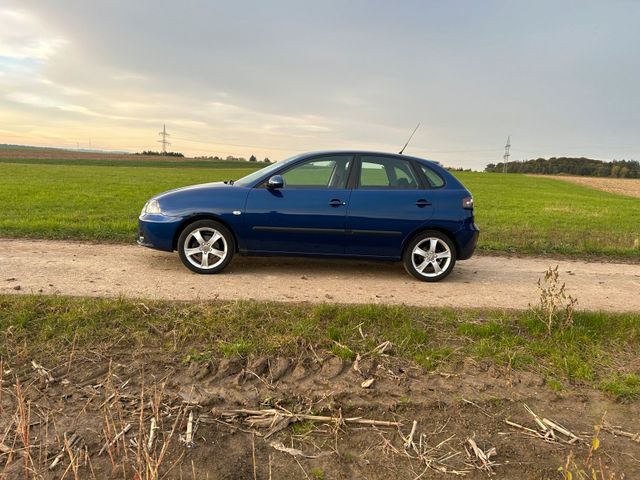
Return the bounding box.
[249,155,257,162]
[264,157,271,163]
[611,165,621,178]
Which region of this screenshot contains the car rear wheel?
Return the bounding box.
[177,220,235,274]
[403,230,456,282]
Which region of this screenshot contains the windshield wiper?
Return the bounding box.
[223,179,235,185]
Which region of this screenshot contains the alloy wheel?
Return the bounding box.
[183,227,228,270]
[410,237,452,278]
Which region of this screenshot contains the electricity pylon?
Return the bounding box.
[158,124,171,154]
[503,135,511,173]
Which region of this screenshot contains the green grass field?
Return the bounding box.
[0,157,261,169]
[0,159,638,257]
[0,162,257,242]
[454,171,640,257]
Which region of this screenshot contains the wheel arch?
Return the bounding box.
[172,214,240,252]
[402,226,459,258]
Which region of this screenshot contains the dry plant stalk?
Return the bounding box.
[269,440,332,459]
[559,416,625,480]
[505,404,581,445]
[31,360,55,385]
[534,265,578,335]
[132,380,184,480]
[602,421,640,443]
[13,380,34,478]
[99,423,132,456]
[400,427,469,477]
[466,437,497,472]
[218,408,401,433]
[49,432,80,470]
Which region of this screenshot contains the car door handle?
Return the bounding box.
[415,199,432,207]
[329,199,346,207]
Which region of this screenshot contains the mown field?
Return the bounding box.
[0,157,639,257]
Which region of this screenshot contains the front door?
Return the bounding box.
[244,154,354,254]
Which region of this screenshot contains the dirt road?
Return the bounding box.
[1,238,638,311]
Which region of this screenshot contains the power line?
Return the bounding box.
[157,123,171,154]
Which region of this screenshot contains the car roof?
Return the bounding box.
[299,150,441,166]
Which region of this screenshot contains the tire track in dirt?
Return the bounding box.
[1,238,639,311]
[3,350,639,478]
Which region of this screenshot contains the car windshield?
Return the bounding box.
[233,154,302,187]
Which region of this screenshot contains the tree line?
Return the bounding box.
[485,157,640,178]
[136,150,184,157]
[136,151,273,163]
[194,154,271,163]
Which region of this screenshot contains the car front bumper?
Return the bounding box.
[137,214,183,252]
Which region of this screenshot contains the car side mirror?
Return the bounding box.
[267,175,284,189]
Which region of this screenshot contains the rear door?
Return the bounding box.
[244,154,354,254]
[345,154,434,258]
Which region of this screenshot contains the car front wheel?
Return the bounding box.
[403,230,456,282]
[177,220,235,274]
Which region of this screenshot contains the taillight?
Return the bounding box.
[462,196,474,209]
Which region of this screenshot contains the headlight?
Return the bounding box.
[142,199,162,215]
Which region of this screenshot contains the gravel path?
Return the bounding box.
[1,239,638,311]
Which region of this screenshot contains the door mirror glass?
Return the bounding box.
[267,175,284,189]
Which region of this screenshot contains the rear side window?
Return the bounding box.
[419,164,445,188]
[359,156,419,189]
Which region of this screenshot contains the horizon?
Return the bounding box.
[1,1,639,169]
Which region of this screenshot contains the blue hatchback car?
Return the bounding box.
[138,151,479,281]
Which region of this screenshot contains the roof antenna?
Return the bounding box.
[399,122,420,154]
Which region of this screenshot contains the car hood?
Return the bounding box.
[153,181,235,200]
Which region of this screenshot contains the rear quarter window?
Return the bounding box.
[419,164,445,188]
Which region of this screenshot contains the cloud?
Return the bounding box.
[0,9,66,61]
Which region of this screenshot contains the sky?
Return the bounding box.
[0,0,639,169]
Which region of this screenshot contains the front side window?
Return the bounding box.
[359,156,419,189]
[281,155,352,188]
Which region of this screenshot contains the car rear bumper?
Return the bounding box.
[138,214,182,252]
[456,219,479,260]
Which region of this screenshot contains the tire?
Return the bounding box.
[403,230,457,282]
[177,220,235,274]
